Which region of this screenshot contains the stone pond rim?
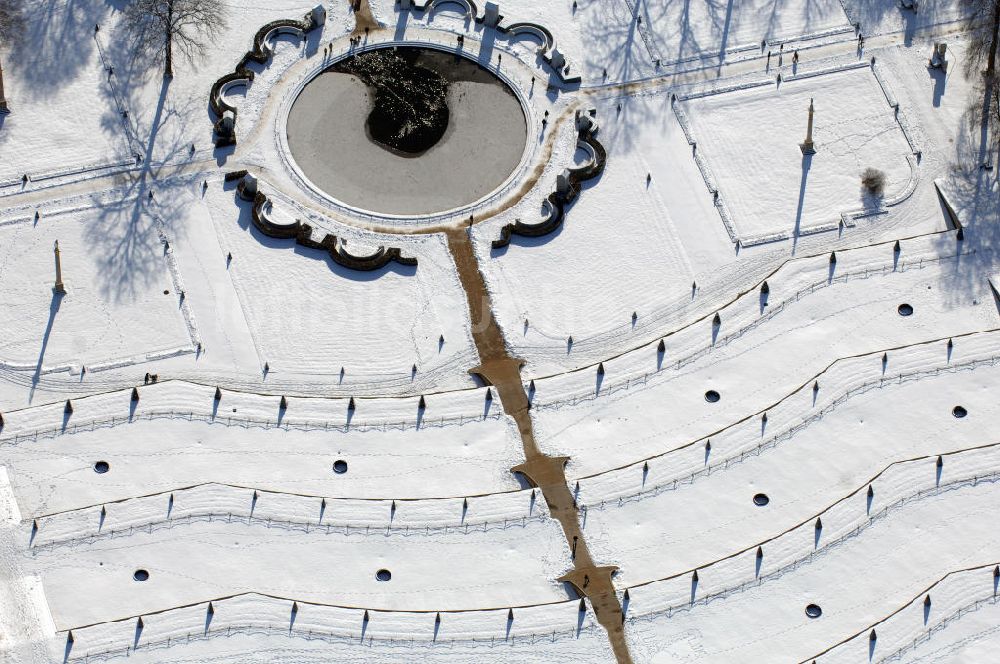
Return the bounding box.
[285,45,529,217]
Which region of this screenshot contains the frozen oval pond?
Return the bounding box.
[286,46,528,216]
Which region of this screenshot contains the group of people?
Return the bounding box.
[765,44,800,69]
[320,27,371,56]
[762,22,866,73]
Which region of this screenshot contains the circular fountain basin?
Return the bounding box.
[286,46,528,216]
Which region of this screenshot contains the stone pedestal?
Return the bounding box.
[237,173,259,201]
[929,43,948,72]
[214,111,236,147]
[310,5,327,28]
[556,169,571,197]
[483,2,500,27]
[549,49,566,72]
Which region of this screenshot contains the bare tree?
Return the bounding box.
[965,0,1000,77]
[0,0,25,112]
[964,0,1000,157]
[123,0,227,79]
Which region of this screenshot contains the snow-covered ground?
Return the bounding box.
[681,64,915,241]
[623,479,1000,662]
[0,205,193,374]
[1,0,998,662]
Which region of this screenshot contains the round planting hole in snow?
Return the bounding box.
[704,390,721,403]
[805,604,822,618]
[376,569,392,582]
[93,461,110,474]
[953,406,968,418]
[333,459,348,474]
[133,569,150,582]
[752,493,770,507]
[897,303,913,316]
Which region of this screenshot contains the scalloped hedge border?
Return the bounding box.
[226,170,418,272]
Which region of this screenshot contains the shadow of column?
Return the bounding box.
[30,291,64,403]
[791,152,813,255]
[930,67,947,108]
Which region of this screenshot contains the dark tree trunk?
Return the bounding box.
[0,56,8,112]
[165,0,174,78]
[988,0,1000,75]
[985,2,1000,159]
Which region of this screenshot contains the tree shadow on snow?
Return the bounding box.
[85,74,193,304]
[7,0,107,93]
[842,0,955,38]
[933,79,1000,311]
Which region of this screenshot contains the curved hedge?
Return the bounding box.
[493,111,606,249]
[231,173,418,272]
[210,13,320,147]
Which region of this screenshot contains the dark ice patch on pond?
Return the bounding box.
[333,49,450,155]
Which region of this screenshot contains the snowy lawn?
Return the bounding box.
[532,263,996,478]
[624,480,1000,662]
[681,65,914,242]
[0,204,192,376]
[1,413,525,515]
[0,0,129,184]
[582,366,1000,584]
[28,516,573,628]
[477,90,730,362]
[65,593,614,664]
[205,188,477,384]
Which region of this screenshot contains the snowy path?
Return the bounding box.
[0,468,54,662]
